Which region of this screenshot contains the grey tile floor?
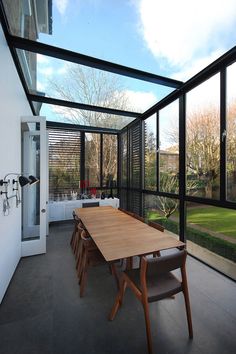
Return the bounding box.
[0,221,235,354]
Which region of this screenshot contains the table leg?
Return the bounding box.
[110,262,120,290]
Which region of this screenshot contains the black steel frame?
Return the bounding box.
[119,49,236,252]
[1,0,236,276]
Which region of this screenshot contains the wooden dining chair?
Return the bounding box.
[79,230,108,297]
[148,220,164,232]
[120,208,135,217]
[109,249,193,354]
[70,211,81,251]
[75,225,90,279]
[148,221,164,257]
[133,213,145,222]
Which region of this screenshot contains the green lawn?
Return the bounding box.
[147,206,236,239]
[187,206,236,239]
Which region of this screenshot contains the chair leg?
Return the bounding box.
[181,268,193,338]
[76,242,82,274]
[183,289,193,338]
[79,254,88,297]
[79,264,88,297]
[142,299,153,354]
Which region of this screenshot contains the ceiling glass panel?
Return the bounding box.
[3,0,236,83]
[32,102,135,130]
[2,0,168,75]
[16,49,174,114]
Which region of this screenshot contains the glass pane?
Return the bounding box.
[143,194,179,236]
[226,62,236,202]
[3,0,39,38]
[85,133,100,187]
[102,134,117,188]
[33,102,135,130]
[186,202,236,280]
[144,115,156,190]
[121,131,128,187]
[48,129,80,201]
[159,100,179,193]
[22,133,40,240]
[186,74,220,199]
[17,50,164,114]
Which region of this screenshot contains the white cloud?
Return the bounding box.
[37,81,45,92]
[54,0,69,15]
[37,54,50,64]
[125,90,157,111]
[137,0,236,73]
[38,67,54,77]
[57,65,68,75]
[172,49,223,82]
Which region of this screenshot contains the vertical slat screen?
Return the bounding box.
[48,128,81,198]
[130,122,141,188]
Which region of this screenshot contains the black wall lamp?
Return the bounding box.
[0,173,39,215]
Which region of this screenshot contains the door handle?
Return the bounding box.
[41,208,46,213]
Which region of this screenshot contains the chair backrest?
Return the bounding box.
[72,210,80,222]
[123,210,135,217]
[142,250,187,277]
[82,202,100,208]
[148,220,164,232]
[133,214,145,222]
[81,230,97,251]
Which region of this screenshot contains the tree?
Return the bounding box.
[157,174,197,218]
[144,128,156,189]
[48,65,132,190]
[49,64,131,128]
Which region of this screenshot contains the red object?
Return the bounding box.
[90,188,96,196]
[80,180,90,189]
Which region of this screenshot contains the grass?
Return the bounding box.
[147,206,236,239]
[187,206,236,239]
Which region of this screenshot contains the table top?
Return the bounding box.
[75,206,185,262]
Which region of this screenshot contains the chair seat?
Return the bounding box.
[125,268,182,302]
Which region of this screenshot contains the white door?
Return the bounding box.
[21,116,48,257]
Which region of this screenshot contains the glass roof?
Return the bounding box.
[16,49,174,115]
[2,0,236,130]
[33,102,135,130]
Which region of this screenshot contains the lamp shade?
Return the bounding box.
[18,176,30,187]
[28,175,39,185]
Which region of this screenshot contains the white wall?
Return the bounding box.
[0,24,32,303]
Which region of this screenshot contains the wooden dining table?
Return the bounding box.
[75,206,185,263]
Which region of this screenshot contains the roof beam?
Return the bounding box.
[9,35,183,88]
[28,94,141,118]
[46,121,119,134]
[141,44,236,119]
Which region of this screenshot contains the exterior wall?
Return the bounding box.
[0,24,32,303]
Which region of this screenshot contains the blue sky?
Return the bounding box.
[37,0,236,120]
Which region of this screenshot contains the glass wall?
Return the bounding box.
[121,131,128,187]
[85,133,101,187]
[120,67,236,279]
[186,74,220,199]
[226,62,236,202]
[48,128,118,199]
[102,134,118,188]
[144,114,156,190]
[48,128,80,200]
[186,202,236,278]
[143,194,179,235]
[159,100,179,193]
